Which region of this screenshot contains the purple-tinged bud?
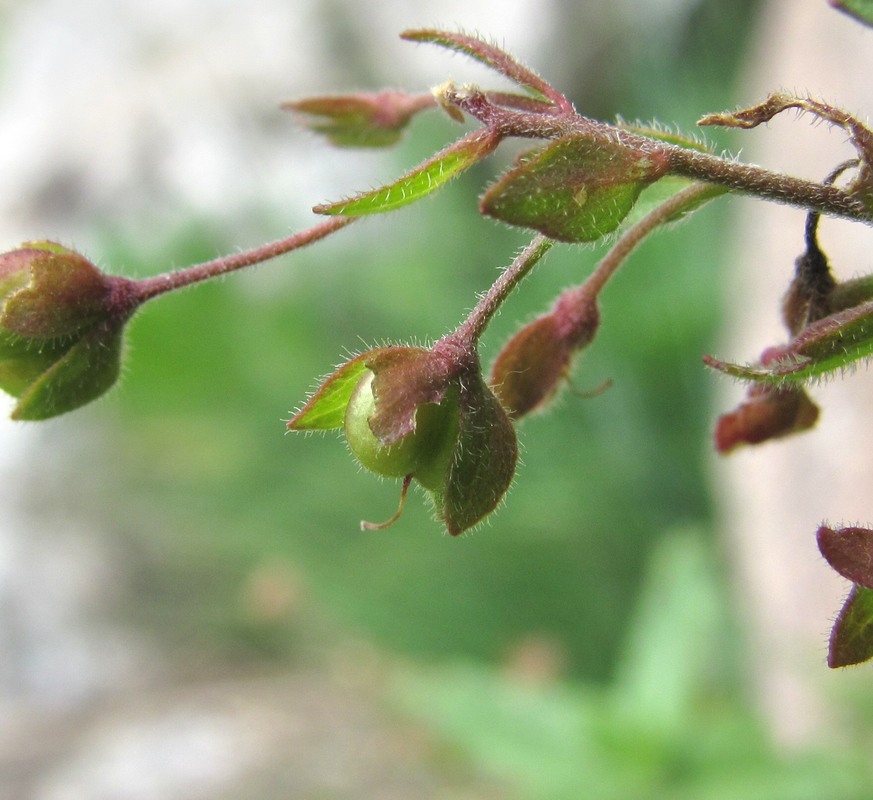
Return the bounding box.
[0,241,136,420]
[490,286,600,419]
[713,383,819,454]
[282,91,434,148]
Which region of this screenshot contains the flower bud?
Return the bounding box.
[282,91,433,148]
[713,383,819,454]
[781,224,835,336]
[490,286,599,419]
[0,241,135,420]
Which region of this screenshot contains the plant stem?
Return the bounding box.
[667,147,868,222]
[454,235,553,345]
[131,216,356,304]
[583,182,718,298]
[448,90,873,225]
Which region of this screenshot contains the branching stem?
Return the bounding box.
[447,88,872,225]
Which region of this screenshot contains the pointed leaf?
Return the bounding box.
[830,0,873,29]
[481,135,670,242]
[828,585,873,668]
[287,352,378,431]
[817,525,873,588]
[315,130,499,216]
[792,299,873,368]
[616,119,714,153]
[704,299,873,386]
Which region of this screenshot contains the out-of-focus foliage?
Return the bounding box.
[394,533,873,799]
[66,0,873,792]
[94,1,758,679]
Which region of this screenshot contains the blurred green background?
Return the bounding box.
[17,0,873,796]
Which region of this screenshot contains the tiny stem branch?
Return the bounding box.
[131,216,356,304]
[454,235,553,346]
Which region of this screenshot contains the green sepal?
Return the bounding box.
[314,130,499,216]
[433,373,518,536]
[0,329,71,397]
[10,322,124,421]
[287,351,383,431]
[831,0,873,29]
[480,135,670,242]
[828,585,873,668]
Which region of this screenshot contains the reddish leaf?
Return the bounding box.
[713,384,819,454]
[817,525,873,588]
[283,91,434,148]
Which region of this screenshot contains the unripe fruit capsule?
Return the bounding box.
[343,370,459,491]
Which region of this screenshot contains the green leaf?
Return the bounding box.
[287,353,375,431]
[831,0,873,29]
[616,119,714,153]
[481,135,670,242]
[704,298,873,386]
[828,585,873,668]
[314,131,499,216]
[621,177,727,229]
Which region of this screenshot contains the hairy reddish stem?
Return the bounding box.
[446,87,872,225]
[584,182,717,298]
[452,235,553,347]
[131,216,356,304]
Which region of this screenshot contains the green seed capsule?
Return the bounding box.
[343,370,458,491]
